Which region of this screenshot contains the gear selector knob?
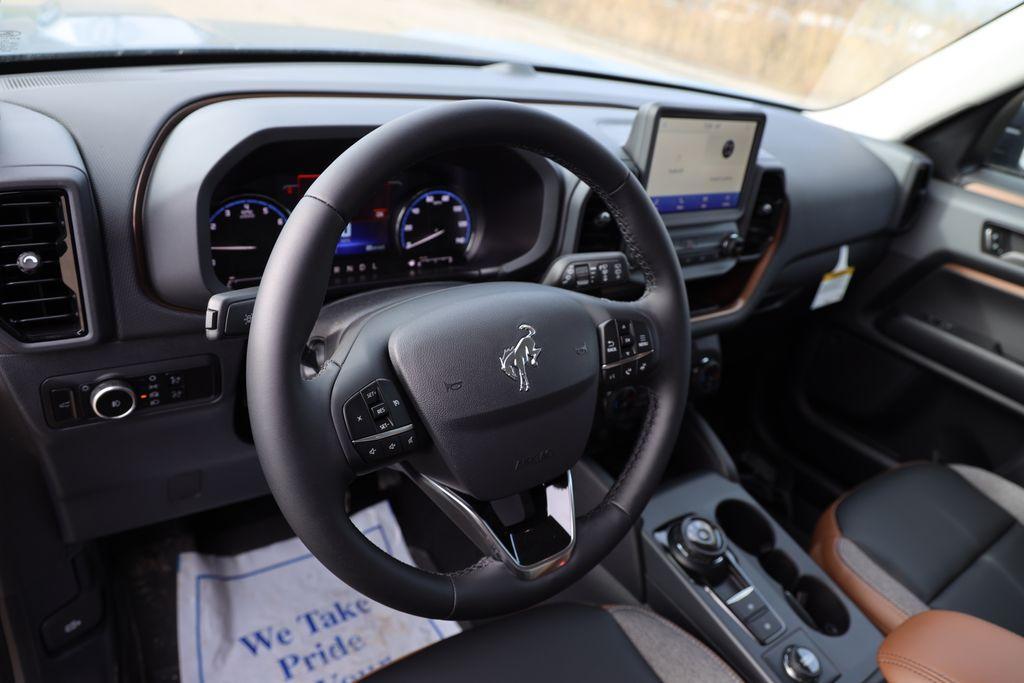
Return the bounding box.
[667,514,728,583]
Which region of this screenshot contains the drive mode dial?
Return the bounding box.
[90,380,137,420]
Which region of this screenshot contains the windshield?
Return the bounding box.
[0,0,1019,109]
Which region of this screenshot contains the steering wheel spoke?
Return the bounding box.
[403,465,576,580]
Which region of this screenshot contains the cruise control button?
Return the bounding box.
[746,610,783,644]
[344,396,377,440]
[361,382,382,407]
[377,380,412,426]
[370,403,389,420]
[375,417,395,433]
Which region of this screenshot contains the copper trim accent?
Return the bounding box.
[690,203,787,323]
[131,91,637,311]
[943,262,1024,300]
[963,181,1024,209]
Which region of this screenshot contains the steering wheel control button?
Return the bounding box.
[343,395,376,440]
[600,319,655,387]
[602,365,622,386]
[375,417,395,433]
[361,382,383,406]
[634,323,652,352]
[402,431,418,451]
[746,609,784,644]
[370,403,389,420]
[90,380,137,420]
[782,646,822,682]
[600,320,621,363]
[620,361,638,382]
[355,440,384,461]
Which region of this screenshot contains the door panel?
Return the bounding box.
[794,174,1024,487]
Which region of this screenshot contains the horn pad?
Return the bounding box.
[387,283,599,500]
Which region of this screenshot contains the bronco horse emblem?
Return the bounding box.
[499,324,543,392]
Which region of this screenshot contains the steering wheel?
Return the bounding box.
[247,100,691,620]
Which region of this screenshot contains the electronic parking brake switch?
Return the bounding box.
[343,379,419,464]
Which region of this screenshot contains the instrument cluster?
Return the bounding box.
[207,139,491,290]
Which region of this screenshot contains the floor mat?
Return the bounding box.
[176,500,460,683]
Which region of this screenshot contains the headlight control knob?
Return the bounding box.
[90,380,137,420]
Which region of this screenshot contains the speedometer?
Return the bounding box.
[209,195,289,287]
[395,189,472,256]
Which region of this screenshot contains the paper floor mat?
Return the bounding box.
[176,500,460,683]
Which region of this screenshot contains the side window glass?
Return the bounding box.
[987,101,1024,177]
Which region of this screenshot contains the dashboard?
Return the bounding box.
[0,60,919,550]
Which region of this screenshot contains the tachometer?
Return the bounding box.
[395,189,472,257]
[209,195,289,287]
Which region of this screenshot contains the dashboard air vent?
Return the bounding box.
[743,170,785,256]
[577,193,621,253]
[0,191,86,342]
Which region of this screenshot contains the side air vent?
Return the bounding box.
[743,170,786,256]
[577,193,622,253]
[0,191,86,342]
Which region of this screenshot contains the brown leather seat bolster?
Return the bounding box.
[809,499,911,633]
[878,610,1024,683]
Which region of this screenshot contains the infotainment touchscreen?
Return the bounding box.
[644,116,760,215]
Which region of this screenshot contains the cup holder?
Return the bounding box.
[715,499,850,636]
[791,576,850,636]
[759,548,799,588]
[715,499,775,555]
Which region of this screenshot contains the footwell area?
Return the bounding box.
[175,501,460,683]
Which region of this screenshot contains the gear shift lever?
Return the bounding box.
[667,514,728,584]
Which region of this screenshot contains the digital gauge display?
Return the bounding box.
[396,189,473,265]
[209,196,289,288]
[209,156,477,289]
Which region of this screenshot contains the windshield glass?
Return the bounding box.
[0,0,1019,109]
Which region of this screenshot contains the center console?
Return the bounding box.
[642,473,882,682]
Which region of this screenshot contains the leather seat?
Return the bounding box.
[811,462,1024,635]
[365,603,741,682]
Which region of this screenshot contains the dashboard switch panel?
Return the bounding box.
[344,379,421,465]
[41,356,219,428]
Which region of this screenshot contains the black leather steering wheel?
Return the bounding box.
[247,99,691,620]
